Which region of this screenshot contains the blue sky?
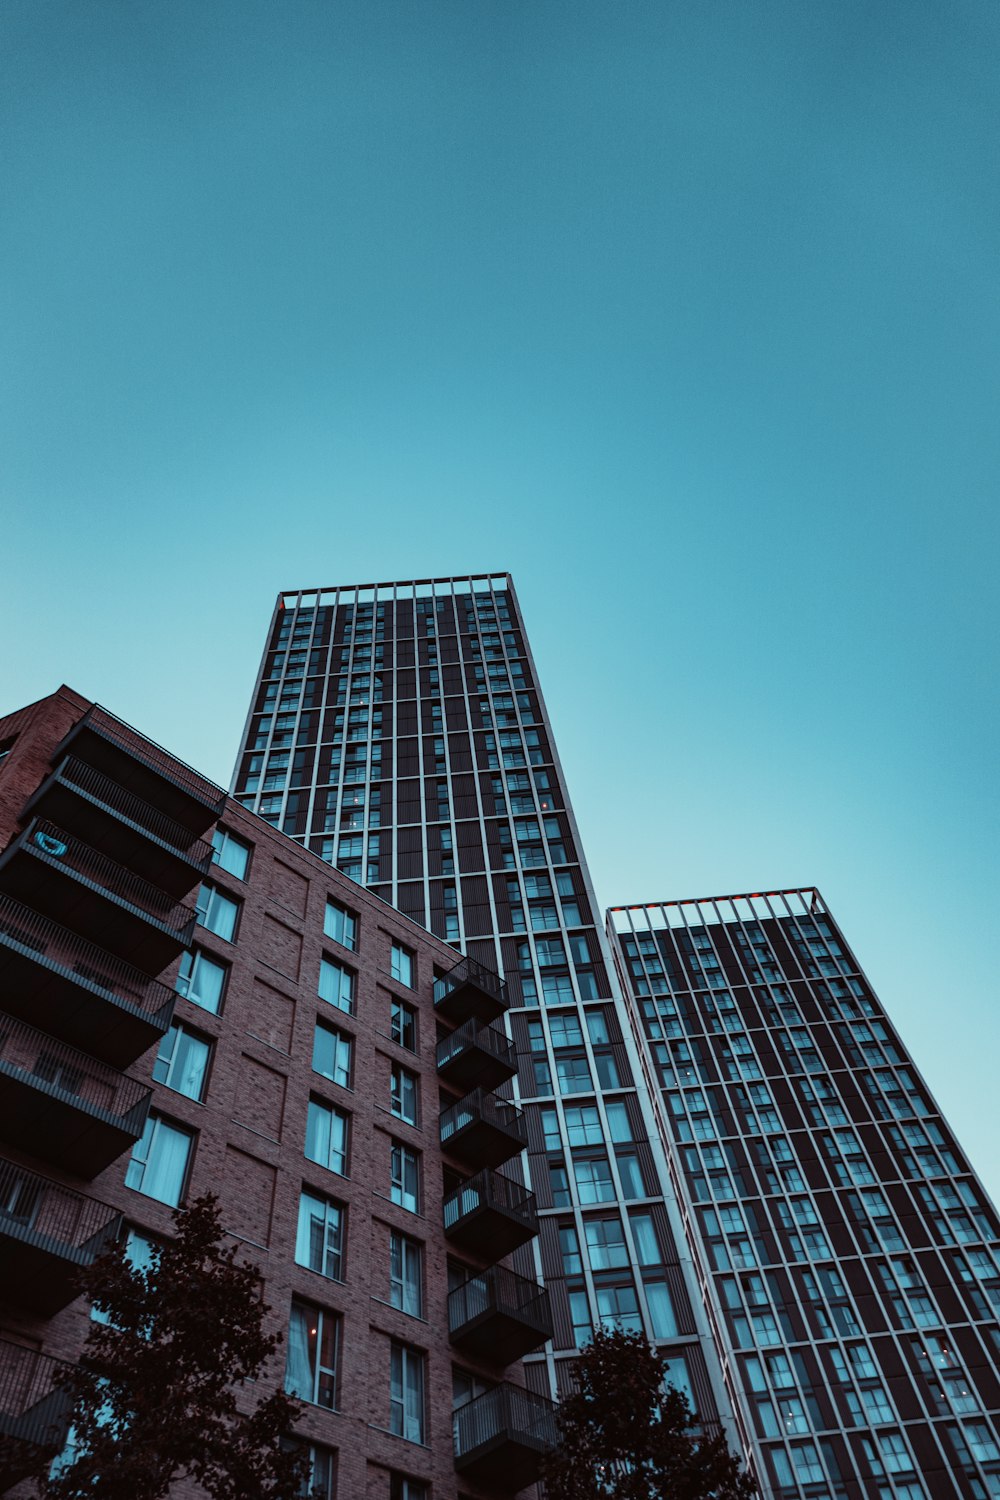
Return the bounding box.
[2,1,998,1199]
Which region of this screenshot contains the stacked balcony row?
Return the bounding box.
[434,955,556,1489]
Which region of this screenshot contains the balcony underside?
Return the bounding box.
[435,974,507,1026]
[443,1202,536,1260]
[454,1427,552,1491]
[0,837,193,973]
[0,917,173,1068]
[0,1215,120,1317]
[442,1112,524,1171]
[450,1303,551,1365]
[0,1388,72,1490]
[56,715,223,837]
[22,774,210,900]
[0,1067,148,1179]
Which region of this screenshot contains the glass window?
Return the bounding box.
[391,1141,420,1213]
[596,1283,642,1333]
[390,1343,425,1443]
[389,1231,423,1317]
[606,1101,632,1142]
[663,1354,694,1408]
[645,1281,678,1338]
[286,1299,340,1410]
[630,1212,661,1265]
[313,1021,353,1089]
[152,1024,211,1101]
[390,1479,427,1500]
[391,998,417,1051]
[305,1098,349,1177]
[296,1190,344,1281]
[391,1063,419,1125]
[91,1228,157,1324]
[574,1154,615,1203]
[556,1055,593,1095]
[295,1445,336,1500]
[565,1106,602,1145]
[616,1152,646,1199]
[585,1217,629,1269]
[125,1115,193,1207]
[324,899,357,952]
[568,1289,592,1347]
[559,1225,583,1274]
[195,883,239,942]
[211,828,251,880]
[175,948,227,1014]
[391,943,414,987]
[319,958,355,1015]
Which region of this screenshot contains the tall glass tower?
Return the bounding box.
[232,574,737,1427]
[608,890,1000,1500]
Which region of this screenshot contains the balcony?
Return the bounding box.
[443,1170,538,1259]
[453,1382,558,1491]
[449,1265,553,1365]
[0,820,196,972]
[0,1157,122,1315]
[0,893,175,1067]
[22,757,213,899]
[434,955,508,1025]
[440,1088,527,1170]
[437,1020,516,1093]
[0,1340,73,1491]
[0,1014,150,1178]
[54,703,226,837]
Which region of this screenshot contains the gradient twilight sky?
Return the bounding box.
[1,3,997,1199]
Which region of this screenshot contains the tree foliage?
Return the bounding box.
[38,1195,308,1500]
[543,1327,756,1500]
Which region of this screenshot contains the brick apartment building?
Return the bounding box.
[0,685,555,1499]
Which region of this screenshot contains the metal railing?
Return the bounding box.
[440,1088,527,1149]
[22,821,196,936]
[443,1170,537,1232]
[0,892,175,1023]
[436,1019,515,1074]
[85,705,226,811]
[448,1265,552,1337]
[0,1156,121,1256]
[55,758,213,863]
[453,1382,557,1462]
[0,1339,72,1447]
[434,954,508,1011]
[0,1012,150,1129]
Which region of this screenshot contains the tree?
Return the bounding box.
[37,1195,309,1500]
[542,1326,756,1500]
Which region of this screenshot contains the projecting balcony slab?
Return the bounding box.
[449,1266,553,1365]
[0,894,175,1067]
[434,955,509,1025]
[23,757,213,900]
[453,1382,557,1491]
[443,1170,538,1259]
[440,1088,527,1171]
[0,1014,150,1178]
[0,820,195,971]
[436,1020,516,1093]
[54,705,226,837]
[0,1339,73,1491]
[0,1158,122,1316]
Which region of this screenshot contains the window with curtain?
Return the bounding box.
[313,1022,353,1090]
[285,1299,340,1410]
[175,948,227,1014]
[296,1190,344,1281]
[324,899,357,952]
[318,958,355,1015]
[152,1024,211,1101]
[390,1141,420,1213]
[389,1231,422,1316]
[210,828,251,880]
[644,1280,678,1338]
[391,1063,418,1125]
[194,883,240,942]
[125,1115,193,1207]
[390,1342,425,1443]
[390,943,414,987]
[305,1098,349,1177]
